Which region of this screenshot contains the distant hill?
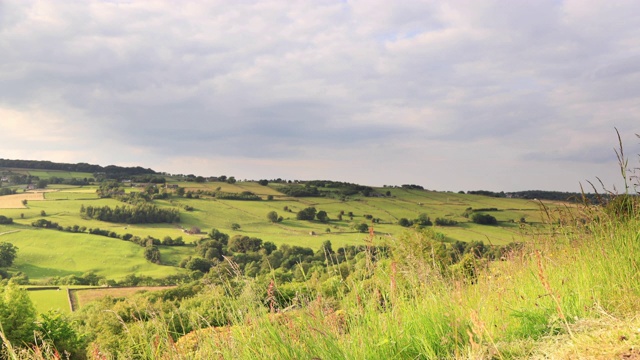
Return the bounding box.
[466,189,601,203]
[0,158,156,177]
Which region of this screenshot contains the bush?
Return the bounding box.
[471,213,497,225]
[0,215,13,224]
[354,223,369,233]
[267,211,279,223]
[296,207,317,221]
[435,218,458,226]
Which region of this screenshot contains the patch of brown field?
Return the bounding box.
[73,286,175,308]
[0,192,46,209]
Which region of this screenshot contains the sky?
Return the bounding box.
[1,0,639,192]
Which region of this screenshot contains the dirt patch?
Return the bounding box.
[0,192,45,209]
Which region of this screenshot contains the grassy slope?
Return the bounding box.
[0,172,562,284]
[2,228,184,281]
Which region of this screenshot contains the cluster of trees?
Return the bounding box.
[0,215,13,224]
[278,181,377,198]
[467,190,505,197]
[180,228,374,282]
[401,184,424,190]
[96,181,125,198]
[266,211,284,223]
[1,173,37,185]
[305,180,376,197]
[90,229,185,248]
[0,158,156,177]
[0,242,18,267]
[80,204,180,224]
[144,246,161,264]
[215,191,262,201]
[398,213,433,227]
[507,190,599,203]
[0,188,16,196]
[131,175,166,183]
[32,219,60,229]
[465,189,598,203]
[279,185,320,197]
[434,218,458,226]
[296,207,318,221]
[40,177,91,187]
[471,213,498,225]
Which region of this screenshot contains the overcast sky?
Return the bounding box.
[1,0,639,192]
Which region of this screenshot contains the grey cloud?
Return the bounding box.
[1,0,639,191]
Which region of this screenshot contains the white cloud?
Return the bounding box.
[0,0,638,191]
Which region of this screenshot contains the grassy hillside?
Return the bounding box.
[0,172,562,284]
[0,156,638,359]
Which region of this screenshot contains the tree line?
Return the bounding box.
[80,204,180,224]
[0,158,156,176]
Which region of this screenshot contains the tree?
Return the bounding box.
[296,207,317,221]
[96,180,124,198]
[228,235,262,253]
[227,176,236,184]
[0,242,17,267]
[144,246,161,264]
[354,223,369,233]
[231,223,241,230]
[263,241,277,255]
[185,257,213,273]
[398,218,412,227]
[415,213,432,226]
[37,310,85,358]
[0,215,13,225]
[176,187,186,197]
[320,240,334,254]
[267,211,279,223]
[0,283,37,345]
[209,228,229,244]
[471,213,497,225]
[258,179,269,186]
[316,210,329,223]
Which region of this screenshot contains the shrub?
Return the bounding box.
[435,218,458,226]
[471,213,497,225]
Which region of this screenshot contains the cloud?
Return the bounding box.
[0,0,639,191]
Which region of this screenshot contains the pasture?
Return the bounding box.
[0,172,564,289]
[5,229,185,281]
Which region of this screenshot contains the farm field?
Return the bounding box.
[27,287,72,314]
[24,285,174,314]
[0,192,45,209]
[0,168,567,287]
[3,228,185,281]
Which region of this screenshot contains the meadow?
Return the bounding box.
[0,157,637,359]
[0,174,556,288]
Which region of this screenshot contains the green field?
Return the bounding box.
[0,170,564,286]
[3,228,185,281]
